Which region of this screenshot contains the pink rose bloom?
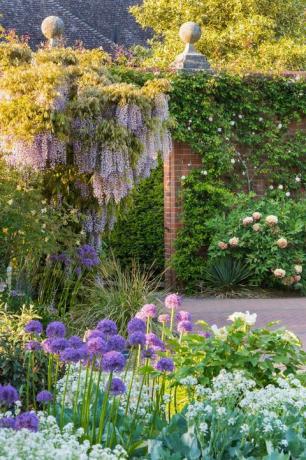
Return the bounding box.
[273,268,286,278]
[242,216,253,226]
[165,293,182,310]
[229,237,239,247]
[218,241,228,250]
[277,238,288,249]
[252,212,262,221]
[252,223,261,232]
[293,275,301,283]
[266,215,278,226]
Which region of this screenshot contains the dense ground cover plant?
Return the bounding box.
[207,196,306,293]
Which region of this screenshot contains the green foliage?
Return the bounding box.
[207,196,306,291]
[131,0,306,72]
[70,255,162,335]
[105,161,164,273]
[170,318,306,388]
[0,305,49,402]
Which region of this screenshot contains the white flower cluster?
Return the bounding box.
[0,413,127,460]
[228,311,257,326]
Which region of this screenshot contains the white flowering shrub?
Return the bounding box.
[0,413,127,459]
[150,370,306,459]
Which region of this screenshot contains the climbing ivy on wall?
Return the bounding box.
[170,72,306,289]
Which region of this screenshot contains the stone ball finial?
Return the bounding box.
[41,16,64,41]
[179,22,201,45]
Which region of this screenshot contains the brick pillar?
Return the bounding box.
[164,141,202,288]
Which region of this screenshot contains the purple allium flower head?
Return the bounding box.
[127,317,146,334]
[107,334,126,352]
[85,329,106,341]
[176,310,192,322]
[102,351,126,372]
[96,319,117,336]
[109,377,126,396]
[145,333,165,351]
[142,347,155,360]
[0,384,19,406]
[68,336,84,349]
[140,304,157,319]
[177,320,193,334]
[165,293,182,310]
[135,310,147,321]
[46,321,66,338]
[50,252,71,267]
[36,390,53,403]
[25,340,42,352]
[0,416,15,429]
[24,320,43,335]
[15,412,39,432]
[48,338,69,354]
[42,338,53,353]
[158,314,170,324]
[60,347,84,363]
[87,337,108,355]
[128,331,146,347]
[77,244,100,269]
[156,357,174,373]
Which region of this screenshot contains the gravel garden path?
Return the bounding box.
[184,297,306,349]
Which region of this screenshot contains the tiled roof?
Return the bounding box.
[0,0,150,51]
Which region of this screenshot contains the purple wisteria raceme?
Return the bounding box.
[128,331,146,347]
[0,416,15,429]
[158,314,170,324]
[127,317,146,334]
[25,340,42,351]
[24,320,43,335]
[109,378,126,396]
[15,412,39,432]
[176,311,192,322]
[77,244,100,269]
[139,304,157,319]
[177,320,193,334]
[165,293,182,310]
[96,319,117,336]
[107,335,126,352]
[36,390,53,403]
[87,337,108,355]
[46,321,66,338]
[156,357,174,373]
[0,385,19,406]
[102,351,126,372]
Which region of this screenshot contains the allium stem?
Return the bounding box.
[97,372,113,444]
[60,363,71,429]
[25,352,31,410]
[170,308,175,333]
[124,350,138,415]
[91,367,103,444]
[73,363,82,424]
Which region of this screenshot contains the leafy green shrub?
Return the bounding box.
[207,195,306,292]
[105,162,164,274]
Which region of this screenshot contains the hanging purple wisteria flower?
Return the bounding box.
[25,340,42,351]
[176,311,192,322]
[107,334,126,352]
[0,384,19,406]
[36,390,53,403]
[96,319,117,336]
[24,320,43,335]
[109,378,126,396]
[127,317,146,334]
[77,244,100,269]
[139,304,158,319]
[156,357,174,373]
[0,416,15,429]
[46,321,66,338]
[102,351,126,372]
[87,337,108,355]
[177,320,193,334]
[128,331,146,348]
[165,293,182,310]
[15,412,39,432]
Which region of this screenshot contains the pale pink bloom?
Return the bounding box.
[252,223,261,232]
[158,314,170,324]
[229,237,239,247]
[252,212,262,221]
[277,238,288,249]
[273,268,286,278]
[294,265,302,274]
[265,215,278,226]
[218,241,228,250]
[242,216,253,226]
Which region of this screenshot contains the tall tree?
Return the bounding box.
[131,0,306,72]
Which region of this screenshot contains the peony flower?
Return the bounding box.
[294,265,302,274]
[229,237,239,247]
[277,238,288,249]
[252,223,261,232]
[242,216,253,226]
[293,275,301,283]
[211,325,228,341]
[218,241,228,250]
[252,212,262,221]
[273,268,286,278]
[265,215,278,226]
